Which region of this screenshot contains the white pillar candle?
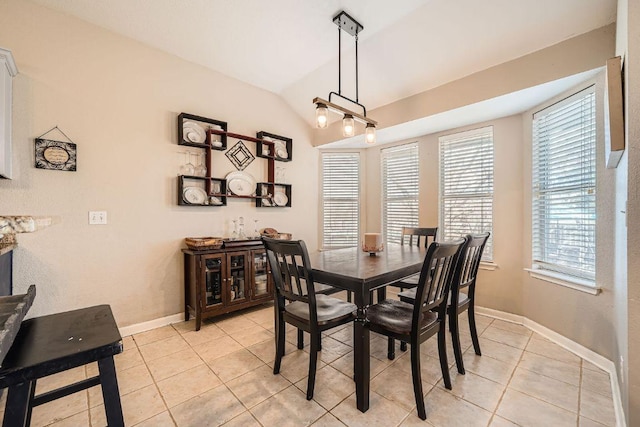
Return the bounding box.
[363,233,383,252]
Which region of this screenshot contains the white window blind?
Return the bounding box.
[321,152,360,249]
[532,87,596,281]
[439,127,494,260]
[382,143,419,244]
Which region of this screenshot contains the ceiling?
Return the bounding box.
[30,0,617,144]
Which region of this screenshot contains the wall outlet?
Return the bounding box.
[89,211,107,225]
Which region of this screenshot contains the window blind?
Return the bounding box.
[439,127,494,260]
[532,87,596,280]
[382,143,419,244]
[321,152,360,249]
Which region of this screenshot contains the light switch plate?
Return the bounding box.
[89,211,107,225]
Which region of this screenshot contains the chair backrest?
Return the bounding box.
[412,238,467,328]
[453,232,490,298]
[262,237,319,319]
[401,227,438,248]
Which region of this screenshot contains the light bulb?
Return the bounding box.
[365,123,376,144]
[343,114,355,137]
[316,104,328,129]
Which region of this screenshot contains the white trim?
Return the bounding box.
[479,261,498,271]
[119,312,184,337]
[525,268,601,295]
[476,306,626,427]
[0,48,18,76]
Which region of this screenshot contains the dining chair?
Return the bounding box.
[365,238,466,420]
[392,227,438,291]
[398,232,490,375]
[262,237,357,400]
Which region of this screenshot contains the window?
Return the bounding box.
[321,152,360,249]
[439,127,494,260]
[382,143,419,244]
[532,87,596,281]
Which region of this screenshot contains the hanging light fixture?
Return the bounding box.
[313,11,377,143]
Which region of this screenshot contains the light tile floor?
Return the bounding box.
[0,291,617,427]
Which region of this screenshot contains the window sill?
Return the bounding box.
[480,262,498,271]
[524,268,601,295]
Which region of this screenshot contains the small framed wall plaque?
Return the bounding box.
[35,138,77,171]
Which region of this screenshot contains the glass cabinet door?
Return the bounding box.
[227,252,249,304]
[252,249,271,299]
[203,255,224,309]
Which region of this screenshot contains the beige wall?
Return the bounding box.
[0,0,320,326]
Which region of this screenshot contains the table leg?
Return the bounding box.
[353,288,371,413]
[3,380,35,427]
[98,356,125,427]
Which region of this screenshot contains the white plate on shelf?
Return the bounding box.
[226,171,256,196]
[210,196,223,206]
[276,148,288,159]
[183,187,208,204]
[183,121,206,143]
[273,192,288,207]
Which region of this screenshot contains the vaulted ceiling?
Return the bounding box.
[30,0,617,132]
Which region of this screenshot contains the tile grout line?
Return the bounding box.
[485,319,531,426]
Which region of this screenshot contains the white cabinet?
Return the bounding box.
[0,48,18,179]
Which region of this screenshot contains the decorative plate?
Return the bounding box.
[183,187,208,204]
[273,192,288,207]
[183,121,206,143]
[210,196,223,205]
[226,171,256,196]
[274,141,288,158]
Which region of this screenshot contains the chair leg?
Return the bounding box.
[97,356,125,427]
[273,314,285,374]
[297,329,304,349]
[449,310,465,375]
[387,337,395,360]
[400,341,407,352]
[410,341,427,420]
[437,320,452,390]
[306,333,320,400]
[468,306,482,356]
[4,379,35,427]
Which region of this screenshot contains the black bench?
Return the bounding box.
[0,304,124,427]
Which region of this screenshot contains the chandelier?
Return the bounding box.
[313,11,377,144]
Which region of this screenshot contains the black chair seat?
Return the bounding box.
[286,295,356,325]
[367,299,436,335]
[394,273,419,289]
[399,288,469,308]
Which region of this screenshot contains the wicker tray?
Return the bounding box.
[185,237,224,250]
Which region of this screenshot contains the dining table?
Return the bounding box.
[308,244,428,413]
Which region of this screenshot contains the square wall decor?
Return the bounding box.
[225,140,254,171]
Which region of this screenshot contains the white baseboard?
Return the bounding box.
[119,312,184,338]
[476,306,626,427]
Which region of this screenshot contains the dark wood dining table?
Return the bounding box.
[308,244,428,413]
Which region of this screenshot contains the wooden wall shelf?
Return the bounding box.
[176,113,292,208]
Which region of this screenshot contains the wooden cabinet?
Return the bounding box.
[0,48,18,179]
[183,240,273,330]
[176,112,292,207]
